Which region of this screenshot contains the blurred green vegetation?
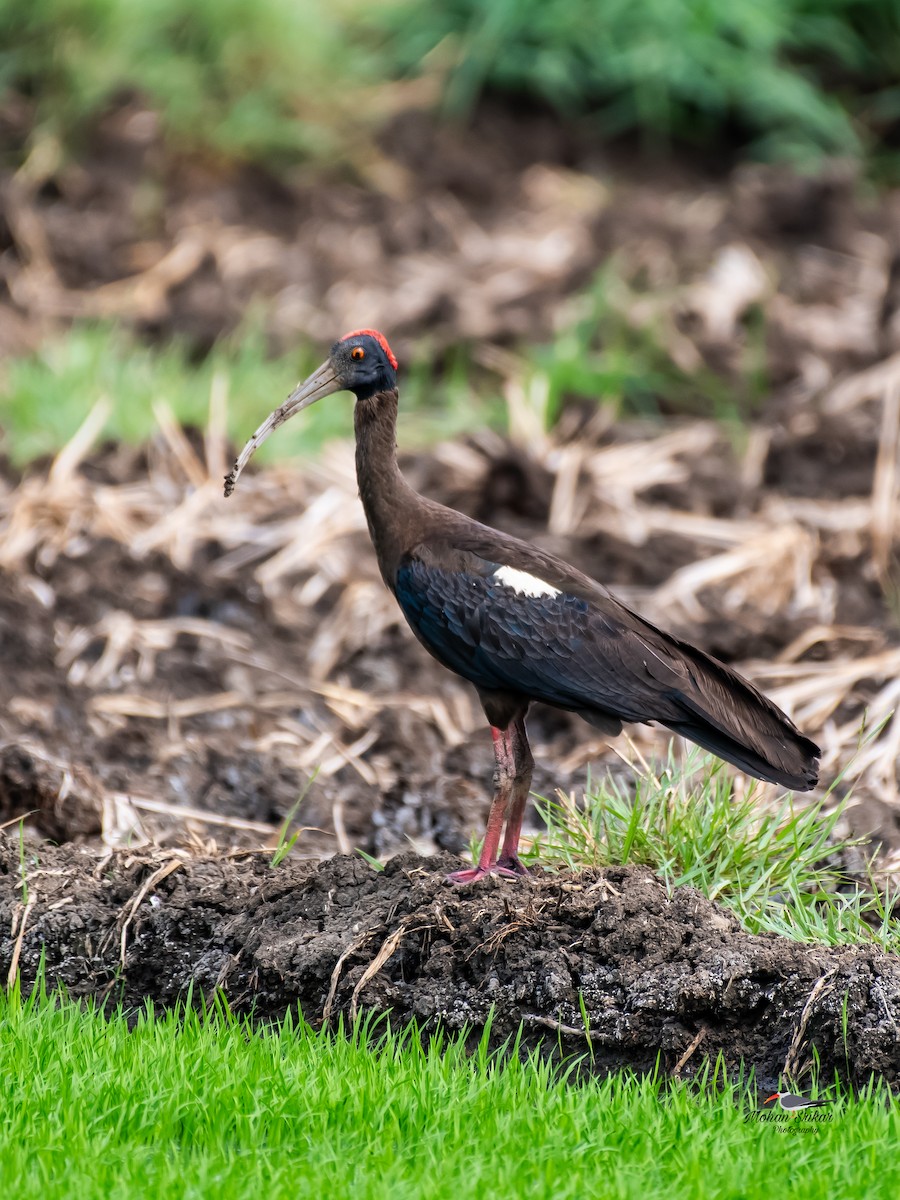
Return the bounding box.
[1,0,899,167]
[3,325,320,463]
[385,0,900,163]
[1,274,766,465]
[0,0,375,163]
[2,251,774,464]
[0,325,507,466]
[0,1,892,455]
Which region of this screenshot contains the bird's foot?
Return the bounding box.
[495,853,529,876]
[445,866,491,885]
[445,862,524,885]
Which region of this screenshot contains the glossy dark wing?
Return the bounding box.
[393,540,819,790]
[395,549,681,722]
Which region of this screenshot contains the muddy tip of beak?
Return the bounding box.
[223,357,344,499]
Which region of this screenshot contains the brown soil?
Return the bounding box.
[2,838,898,1090]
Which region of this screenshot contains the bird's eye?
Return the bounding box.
[351,347,365,361]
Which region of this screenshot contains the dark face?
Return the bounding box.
[223,329,400,496]
[330,331,398,400]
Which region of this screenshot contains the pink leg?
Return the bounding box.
[447,720,532,885]
[496,716,533,875]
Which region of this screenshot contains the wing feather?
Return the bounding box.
[396,553,678,719]
[393,542,818,790]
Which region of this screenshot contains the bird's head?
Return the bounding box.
[329,329,399,400]
[277,328,399,408]
[224,329,399,496]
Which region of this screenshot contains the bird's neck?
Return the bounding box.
[354,390,422,584]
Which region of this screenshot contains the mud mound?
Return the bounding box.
[2,837,897,1090]
[0,743,102,840]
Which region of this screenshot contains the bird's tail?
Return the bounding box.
[659,636,819,791]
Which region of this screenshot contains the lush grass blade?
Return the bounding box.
[526,746,900,952]
[1,990,899,1199]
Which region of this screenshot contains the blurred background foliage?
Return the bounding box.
[0,0,377,163]
[3,324,501,465]
[0,0,898,168]
[1,0,898,455]
[386,0,900,163]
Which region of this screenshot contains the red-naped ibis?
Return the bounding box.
[764,1091,830,1113]
[225,330,819,884]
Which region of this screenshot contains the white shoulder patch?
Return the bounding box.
[493,565,561,599]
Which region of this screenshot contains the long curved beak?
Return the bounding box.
[764,1093,779,1104]
[224,359,343,496]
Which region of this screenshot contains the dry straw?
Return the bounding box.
[2,360,899,856]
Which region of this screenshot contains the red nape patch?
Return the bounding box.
[340,328,398,370]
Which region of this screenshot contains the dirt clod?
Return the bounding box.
[2,837,898,1090]
[0,743,102,841]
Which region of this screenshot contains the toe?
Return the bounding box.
[446,867,490,885]
[495,855,529,877]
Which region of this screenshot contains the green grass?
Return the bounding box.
[523,747,900,954]
[0,0,376,165]
[383,0,900,164]
[3,0,899,171]
[0,324,505,467]
[1,324,332,465]
[1,986,898,1200]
